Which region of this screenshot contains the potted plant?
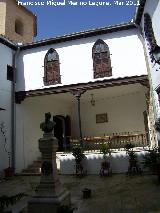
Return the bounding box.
[127,150,141,175]
[72,147,85,176]
[0,122,14,178]
[143,147,160,181]
[82,188,92,199]
[3,152,14,178]
[99,142,112,176]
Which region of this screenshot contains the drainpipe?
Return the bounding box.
[11,46,20,170]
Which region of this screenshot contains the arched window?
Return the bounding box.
[43,48,61,86]
[92,39,112,79]
[15,19,23,36]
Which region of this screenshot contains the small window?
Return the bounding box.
[92,39,112,79]
[15,19,23,36]
[7,65,14,81]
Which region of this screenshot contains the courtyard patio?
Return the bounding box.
[1,174,160,212]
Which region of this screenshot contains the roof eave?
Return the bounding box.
[20,22,137,50]
[0,35,17,50]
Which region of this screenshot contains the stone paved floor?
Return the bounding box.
[1,174,160,212]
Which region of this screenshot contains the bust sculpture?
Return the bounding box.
[40,112,55,133]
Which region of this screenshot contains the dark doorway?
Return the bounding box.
[53,115,71,151]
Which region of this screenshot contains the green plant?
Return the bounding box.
[128,150,137,160]
[125,143,134,154]
[143,147,160,180]
[100,143,112,176]
[127,150,142,175]
[100,142,111,159]
[0,193,27,212]
[72,147,85,164]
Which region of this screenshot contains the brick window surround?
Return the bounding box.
[43,48,61,86]
[92,39,112,79]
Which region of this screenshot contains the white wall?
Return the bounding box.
[0,43,13,172]
[141,0,160,117]
[81,92,146,137]
[16,28,147,91]
[59,151,147,174]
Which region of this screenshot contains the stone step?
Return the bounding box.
[27,163,41,169]
[33,160,42,164]
[20,157,60,176]
[21,158,41,175]
[20,172,41,176]
[22,168,41,174]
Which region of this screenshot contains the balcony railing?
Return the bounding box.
[70,132,148,152]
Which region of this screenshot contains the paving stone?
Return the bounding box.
[0,174,160,212]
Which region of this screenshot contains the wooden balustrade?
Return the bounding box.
[70,132,148,151]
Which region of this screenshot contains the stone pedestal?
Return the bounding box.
[28,133,70,213]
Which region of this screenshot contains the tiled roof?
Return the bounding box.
[20,22,137,50]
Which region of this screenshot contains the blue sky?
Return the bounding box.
[21,0,139,40]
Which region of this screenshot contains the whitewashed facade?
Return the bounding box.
[14,25,149,172]
[16,28,147,91]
